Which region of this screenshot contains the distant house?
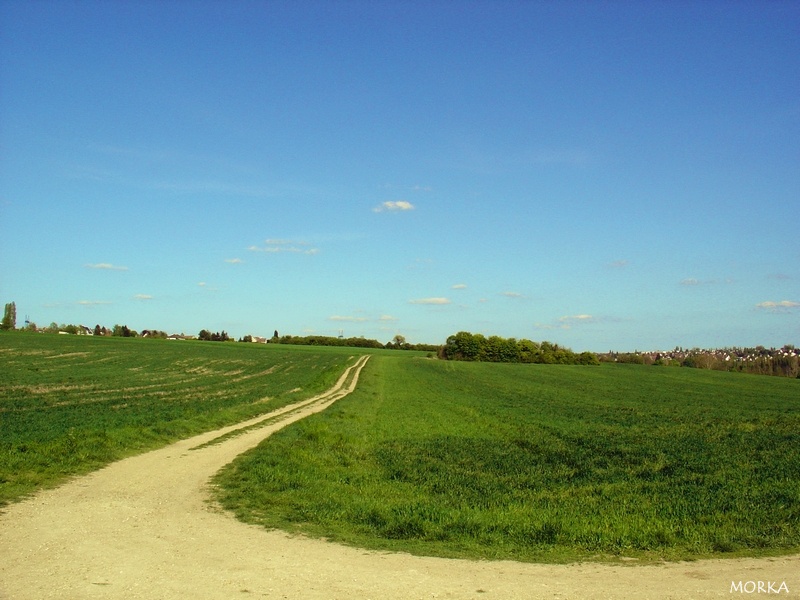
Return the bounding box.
[251,336,268,344]
[167,333,193,341]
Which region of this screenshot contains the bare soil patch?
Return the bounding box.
[1,355,796,599]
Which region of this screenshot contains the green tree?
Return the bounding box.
[496,337,520,362]
[577,351,600,365]
[443,331,596,365]
[517,339,540,363]
[1,302,16,330]
[444,331,481,360]
[111,324,134,337]
[479,335,501,361]
[538,341,556,364]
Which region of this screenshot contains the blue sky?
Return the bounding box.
[1,1,798,350]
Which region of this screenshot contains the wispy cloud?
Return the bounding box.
[328,314,398,323]
[607,259,629,269]
[501,291,524,298]
[248,239,318,255]
[535,314,595,330]
[756,300,799,312]
[559,314,594,325]
[85,263,128,271]
[77,300,112,306]
[680,277,733,286]
[133,294,153,300]
[225,258,243,264]
[409,297,451,305]
[406,258,434,271]
[328,315,370,322]
[373,200,415,213]
[451,283,468,290]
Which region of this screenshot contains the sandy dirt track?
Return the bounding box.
[1,354,797,599]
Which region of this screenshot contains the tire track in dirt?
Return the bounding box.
[1,353,797,599]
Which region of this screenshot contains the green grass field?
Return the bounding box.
[0,333,358,506]
[213,354,800,563]
[3,334,798,564]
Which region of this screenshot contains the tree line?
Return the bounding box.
[4,298,794,376]
[272,334,384,349]
[3,319,145,337]
[602,346,800,378]
[198,329,230,342]
[440,331,600,365]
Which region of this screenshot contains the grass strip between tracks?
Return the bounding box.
[191,356,369,451]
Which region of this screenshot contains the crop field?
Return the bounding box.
[0,333,356,506]
[3,334,799,564]
[213,354,800,563]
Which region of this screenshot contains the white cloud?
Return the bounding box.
[451,283,468,290]
[77,300,112,306]
[225,258,243,264]
[409,297,451,305]
[328,314,398,323]
[756,300,800,312]
[536,314,595,330]
[680,277,733,286]
[85,263,128,271]
[197,282,206,287]
[373,200,415,213]
[249,239,318,255]
[559,314,594,324]
[328,315,370,322]
[133,294,153,300]
[502,291,524,298]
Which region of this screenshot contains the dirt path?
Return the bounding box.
[1,355,797,599]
